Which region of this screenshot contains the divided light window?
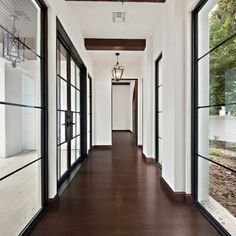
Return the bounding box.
[193,0,236,235]
[0,0,47,235]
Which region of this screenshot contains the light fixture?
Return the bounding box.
[3,15,25,68]
[112,53,124,81]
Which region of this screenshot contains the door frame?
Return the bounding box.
[111,78,138,146]
[155,53,162,167]
[56,18,87,188]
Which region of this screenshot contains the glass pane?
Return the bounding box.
[59,44,67,79]
[71,59,76,86]
[0,0,41,55]
[76,66,80,90]
[75,136,80,160]
[0,105,41,178]
[73,113,76,137]
[198,0,236,58]
[59,143,68,177]
[198,35,236,107]
[198,107,236,172]
[71,87,76,112]
[60,125,66,144]
[76,91,80,112]
[57,111,66,145]
[0,160,42,235]
[159,114,163,139]
[60,79,67,111]
[197,157,236,235]
[0,30,41,107]
[71,138,76,165]
[76,113,80,135]
[57,40,60,75]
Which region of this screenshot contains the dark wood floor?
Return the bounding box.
[30,132,218,236]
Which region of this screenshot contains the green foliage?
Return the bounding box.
[209,0,236,115]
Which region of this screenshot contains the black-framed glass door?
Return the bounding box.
[0,0,47,235]
[57,39,81,186]
[193,0,236,235]
[155,53,163,166]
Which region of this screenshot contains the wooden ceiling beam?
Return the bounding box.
[84,38,146,51]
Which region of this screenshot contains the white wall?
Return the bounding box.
[141,0,199,193]
[93,60,142,146]
[44,0,94,198]
[112,85,131,131]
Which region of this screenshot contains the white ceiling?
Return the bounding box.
[67,1,164,63]
[88,50,144,63]
[69,2,163,39]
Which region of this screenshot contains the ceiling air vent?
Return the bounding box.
[112,12,126,23]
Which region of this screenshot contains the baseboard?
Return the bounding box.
[47,194,60,211]
[142,153,155,164]
[112,130,132,132]
[160,177,193,204]
[93,145,112,150]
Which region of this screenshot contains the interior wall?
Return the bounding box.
[112,85,131,131]
[44,0,94,199]
[142,0,195,193]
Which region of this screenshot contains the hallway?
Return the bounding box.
[31,132,218,236]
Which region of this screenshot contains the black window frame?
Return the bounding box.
[155,53,163,168]
[0,0,48,235]
[192,0,236,235]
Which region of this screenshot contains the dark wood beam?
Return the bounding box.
[67,0,165,2]
[112,82,130,86]
[84,38,146,51]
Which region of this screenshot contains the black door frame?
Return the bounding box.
[155,53,162,167]
[192,1,233,235]
[88,74,93,150]
[56,19,87,188]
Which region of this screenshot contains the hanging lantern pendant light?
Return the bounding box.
[112,53,124,81]
[3,15,25,68]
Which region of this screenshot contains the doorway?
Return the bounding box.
[112,79,138,146]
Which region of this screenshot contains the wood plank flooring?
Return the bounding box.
[30,132,219,236]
